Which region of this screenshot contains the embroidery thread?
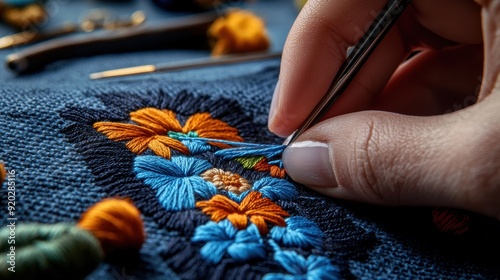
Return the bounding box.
[134,155,217,211]
[0,198,144,279]
[201,168,252,194]
[192,220,266,264]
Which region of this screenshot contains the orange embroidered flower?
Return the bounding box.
[196,192,289,234]
[201,168,251,194]
[235,156,286,178]
[254,158,286,178]
[93,108,243,158]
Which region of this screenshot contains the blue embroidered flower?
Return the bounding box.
[227,177,297,203]
[134,155,217,211]
[192,220,266,264]
[270,217,323,249]
[264,250,340,280]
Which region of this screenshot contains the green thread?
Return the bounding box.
[235,156,265,169]
[168,131,199,140]
[0,223,103,279]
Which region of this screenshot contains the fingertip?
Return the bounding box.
[267,81,298,137]
[283,140,337,188]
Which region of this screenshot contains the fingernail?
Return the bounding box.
[282,141,337,188]
[268,81,280,124]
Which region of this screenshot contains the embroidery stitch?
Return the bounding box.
[227,177,297,203]
[270,216,324,249]
[178,136,287,177]
[134,155,217,211]
[201,168,252,194]
[192,220,266,264]
[196,192,289,234]
[264,249,340,280]
[94,108,243,158]
[253,157,286,178]
[60,90,383,278]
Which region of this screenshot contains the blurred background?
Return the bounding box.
[0,0,301,82]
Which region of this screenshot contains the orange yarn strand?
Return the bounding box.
[78,198,145,254]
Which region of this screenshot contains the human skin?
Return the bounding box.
[268,0,500,219]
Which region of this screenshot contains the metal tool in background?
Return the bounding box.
[89,51,282,80]
[0,10,146,49]
[5,11,221,74]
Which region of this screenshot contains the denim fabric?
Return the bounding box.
[0,0,499,279]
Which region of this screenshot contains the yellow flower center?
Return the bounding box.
[201,168,251,195]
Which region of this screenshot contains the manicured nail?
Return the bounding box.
[282,141,337,188]
[268,81,280,125]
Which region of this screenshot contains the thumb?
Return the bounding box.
[282,111,476,210]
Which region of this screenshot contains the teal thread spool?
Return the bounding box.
[0,223,103,280]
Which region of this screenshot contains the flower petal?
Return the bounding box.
[153,136,189,157]
[252,177,297,201]
[270,217,323,249]
[308,257,340,280]
[94,122,155,141]
[192,220,237,264]
[126,136,154,155]
[192,220,237,242]
[273,250,308,275]
[183,112,243,146]
[147,138,172,158]
[227,224,265,261]
[227,213,249,230]
[130,108,183,133]
[134,156,216,211]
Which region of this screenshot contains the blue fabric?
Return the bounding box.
[0,0,499,279]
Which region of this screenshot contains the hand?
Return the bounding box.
[268,0,500,219]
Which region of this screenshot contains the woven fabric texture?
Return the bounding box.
[0,1,499,279]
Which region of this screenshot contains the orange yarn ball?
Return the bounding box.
[208,9,270,56]
[0,163,5,185]
[78,198,145,254]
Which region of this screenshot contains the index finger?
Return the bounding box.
[268,0,482,137]
[268,0,407,137]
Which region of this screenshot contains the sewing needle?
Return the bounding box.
[283,0,412,146]
[89,51,282,80]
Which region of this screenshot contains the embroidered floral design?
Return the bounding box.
[196,192,289,234]
[270,217,323,249]
[134,155,217,211]
[227,177,297,203]
[254,158,286,178]
[201,168,251,195]
[192,220,265,264]
[234,156,286,178]
[60,91,377,278]
[264,250,339,280]
[94,108,243,158]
